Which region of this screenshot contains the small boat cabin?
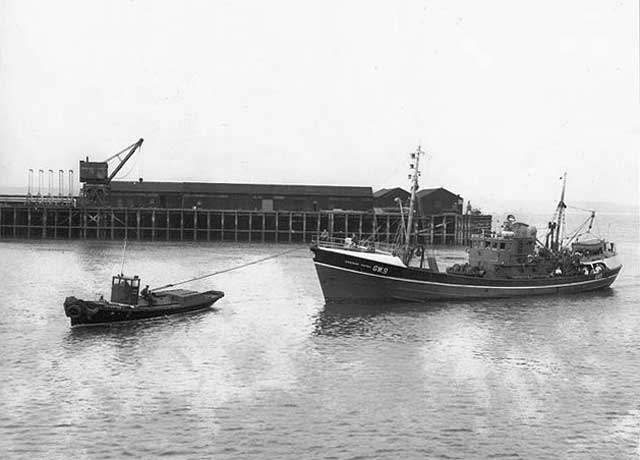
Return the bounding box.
[111,274,140,305]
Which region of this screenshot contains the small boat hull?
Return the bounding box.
[311,246,621,303]
[64,289,224,326]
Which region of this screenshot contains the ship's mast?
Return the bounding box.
[406,145,424,247]
[554,172,567,250]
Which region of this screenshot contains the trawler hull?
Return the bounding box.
[311,246,621,303]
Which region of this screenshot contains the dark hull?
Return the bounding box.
[64,291,224,326]
[311,246,621,303]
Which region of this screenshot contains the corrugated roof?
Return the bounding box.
[111,181,183,193]
[111,181,373,197]
[373,187,409,199]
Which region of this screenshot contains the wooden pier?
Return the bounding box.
[0,203,491,245]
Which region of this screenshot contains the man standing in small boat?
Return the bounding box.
[141,285,153,305]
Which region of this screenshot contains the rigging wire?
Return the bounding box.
[151,247,302,291]
[566,204,595,213]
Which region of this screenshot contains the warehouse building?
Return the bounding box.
[416,187,464,215]
[108,181,374,211]
[373,187,410,211]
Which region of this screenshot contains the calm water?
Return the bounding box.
[1,213,639,459]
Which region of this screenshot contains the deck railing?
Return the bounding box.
[314,236,398,254]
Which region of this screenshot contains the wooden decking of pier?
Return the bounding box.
[0,202,492,245]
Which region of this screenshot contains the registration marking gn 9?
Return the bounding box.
[372,265,389,275]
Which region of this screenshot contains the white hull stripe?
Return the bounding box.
[314,261,617,290]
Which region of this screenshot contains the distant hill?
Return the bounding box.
[482,198,639,217]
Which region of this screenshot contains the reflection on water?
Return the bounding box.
[1,215,639,460]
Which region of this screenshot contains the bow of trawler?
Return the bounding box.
[310,237,408,303]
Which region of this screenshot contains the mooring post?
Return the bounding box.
[316,212,321,241]
[288,212,292,243]
[261,212,266,242]
[13,207,17,238]
[275,211,279,243]
[248,212,253,242]
[358,214,363,239]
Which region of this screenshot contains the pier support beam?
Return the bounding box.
[151,210,156,242]
[27,207,32,239]
[207,211,211,242]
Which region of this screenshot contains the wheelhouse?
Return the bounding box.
[110,274,140,305]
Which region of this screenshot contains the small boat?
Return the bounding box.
[310,147,622,303]
[64,273,224,326]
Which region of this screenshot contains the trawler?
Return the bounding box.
[310,147,622,303]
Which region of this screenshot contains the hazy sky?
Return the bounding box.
[0,0,638,211]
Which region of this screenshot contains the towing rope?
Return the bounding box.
[151,247,302,291]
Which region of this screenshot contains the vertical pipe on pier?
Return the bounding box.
[58,170,64,197]
[38,169,44,196]
[68,170,74,196]
[28,169,33,196]
[48,169,53,197]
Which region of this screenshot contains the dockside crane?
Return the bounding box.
[79,138,144,205]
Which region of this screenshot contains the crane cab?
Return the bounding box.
[110,274,140,305]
